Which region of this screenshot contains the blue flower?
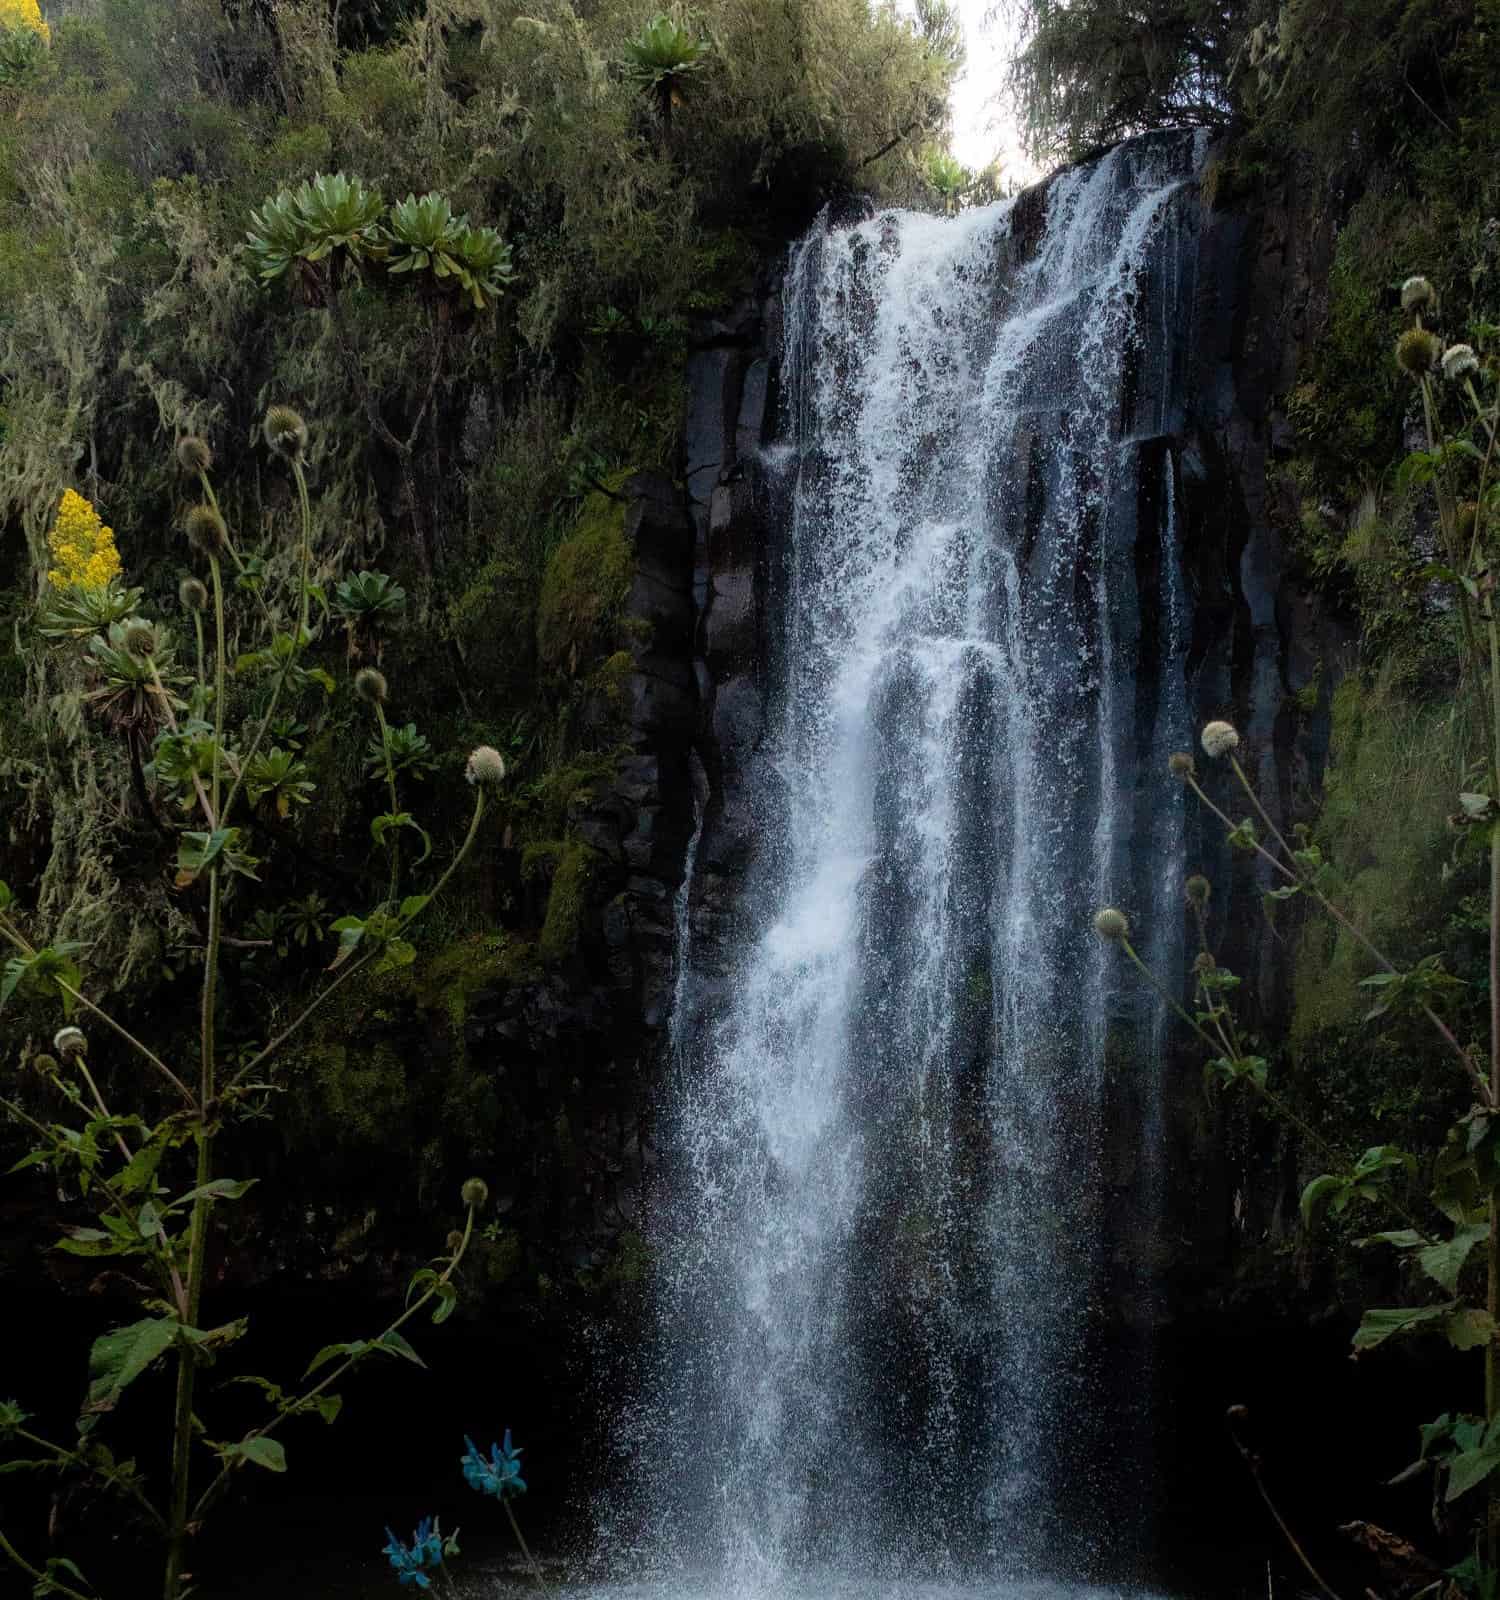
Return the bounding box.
[382,1515,453,1589]
[460,1430,527,1500]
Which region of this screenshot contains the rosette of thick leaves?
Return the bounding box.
[245,172,385,286]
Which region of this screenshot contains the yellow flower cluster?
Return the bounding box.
[0,0,50,41]
[47,489,122,591]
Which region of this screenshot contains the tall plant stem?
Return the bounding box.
[0,910,192,1103]
[504,1498,552,1596]
[190,1204,478,1523]
[165,546,232,1600]
[376,700,400,906]
[0,1529,93,1600]
[224,789,486,1094]
[222,461,312,826]
[1188,771,1485,1099]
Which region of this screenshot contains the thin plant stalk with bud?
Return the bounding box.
[0,415,508,1600]
[1098,280,1500,1582]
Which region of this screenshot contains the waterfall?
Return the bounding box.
[638,131,1204,1594]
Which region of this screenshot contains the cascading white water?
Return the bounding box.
[632,132,1205,1598]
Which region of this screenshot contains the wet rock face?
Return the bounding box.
[667,149,1354,1328]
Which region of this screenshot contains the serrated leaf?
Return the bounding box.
[1447,1444,1500,1501]
[1419,1223,1490,1293]
[83,1318,177,1415]
[1444,1308,1497,1352]
[372,937,416,975]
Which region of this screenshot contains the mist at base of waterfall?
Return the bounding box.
[527,1578,1171,1600]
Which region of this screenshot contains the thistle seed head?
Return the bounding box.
[1396,327,1441,377]
[52,1026,86,1059]
[1400,275,1436,314]
[461,1177,490,1210]
[1442,343,1480,383]
[1092,907,1129,943]
[31,1053,59,1077]
[354,667,388,705]
[465,745,506,789]
[1201,720,1241,759]
[123,618,157,658]
[1185,874,1211,907]
[175,435,213,474]
[184,503,228,556]
[1168,751,1196,780]
[263,405,308,460]
[179,576,209,612]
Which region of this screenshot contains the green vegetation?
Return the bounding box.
[0,6,961,1589]
[1103,272,1500,1585]
[0,420,507,1598]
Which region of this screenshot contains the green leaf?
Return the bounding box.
[83,1318,177,1415]
[0,879,11,911]
[2,945,85,1015]
[1362,1229,1426,1250]
[221,1435,287,1473]
[303,1340,368,1379]
[327,916,366,972]
[1300,1174,1345,1229]
[1353,1301,1460,1352]
[1419,1223,1491,1293]
[176,828,233,885]
[1444,1308,1497,1352]
[375,1329,426,1367]
[1352,1144,1416,1178]
[307,1393,343,1425]
[398,894,430,921]
[371,937,416,975]
[1447,1444,1500,1501]
[171,1177,257,1208]
[56,1227,142,1259]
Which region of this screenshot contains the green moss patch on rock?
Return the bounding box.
[536,476,635,673]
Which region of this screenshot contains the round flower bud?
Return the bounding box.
[53,1026,86,1059]
[461,1177,490,1211]
[1168,751,1196,781]
[1442,343,1480,383]
[1226,1403,1250,1425]
[1458,502,1479,544]
[445,1230,465,1253]
[123,619,157,659]
[354,667,388,705]
[1092,907,1129,943]
[30,1053,59,1078]
[1192,950,1217,974]
[178,576,208,612]
[263,405,308,461]
[184,503,228,556]
[1201,720,1240,759]
[1185,874,1211,907]
[1400,276,1436,314]
[1396,327,1441,378]
[175,435,213,474]
[465,746,506,789]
